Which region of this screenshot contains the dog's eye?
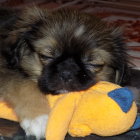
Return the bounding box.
[85,64,104,72]
[86,64,104,68]
[39,54,54,60]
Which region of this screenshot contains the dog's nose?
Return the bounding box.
[60,71,73,82]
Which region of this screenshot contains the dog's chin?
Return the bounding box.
[55,89,69,94]
[38,74,98,94]
[45,89,79,95]
[38,80,97,95]
[40,88,70,95]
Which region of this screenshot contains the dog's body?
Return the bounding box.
[0,7,129,139]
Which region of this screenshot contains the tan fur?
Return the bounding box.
[21,53,43,81]
[0,70,49,120]
[96,66,114,81]
[34,37,58,57]
[94,49,112,64]
[0,7,51,123]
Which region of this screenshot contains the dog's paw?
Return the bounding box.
[20,115,48,140]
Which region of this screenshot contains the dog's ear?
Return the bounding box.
[110,27,130,85]
[1,37,29,69]
[1,7,46,69]
[13,7,47,40]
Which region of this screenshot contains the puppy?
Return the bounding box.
[0,7,129,139]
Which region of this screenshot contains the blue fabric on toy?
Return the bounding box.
[108,88,133,113]
[131,116,140,130]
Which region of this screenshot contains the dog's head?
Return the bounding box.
[2,7,129,94]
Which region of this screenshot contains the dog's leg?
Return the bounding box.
[0,72,49,140]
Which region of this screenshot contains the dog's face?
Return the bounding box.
[2,8,128,94]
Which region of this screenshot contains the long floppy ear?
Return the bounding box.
[1,38,26,69]
[110,27,130,85]
[1,7,46,69]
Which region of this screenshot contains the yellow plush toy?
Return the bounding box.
[0,81,140,140]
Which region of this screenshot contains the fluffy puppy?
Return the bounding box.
[0,7,129,139]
